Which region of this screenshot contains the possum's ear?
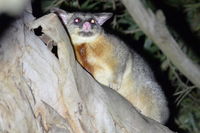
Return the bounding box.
[50,8,72,25]
[94,13,113,25]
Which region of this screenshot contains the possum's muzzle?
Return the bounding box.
[78,31,93,37]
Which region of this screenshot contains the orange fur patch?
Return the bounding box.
[92,36,118,72]
[74,35,118,79]
[74,43,94,74]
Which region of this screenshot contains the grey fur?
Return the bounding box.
[52,8,169,124]
[103,33,169,123]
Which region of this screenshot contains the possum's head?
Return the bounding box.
[51,8,112,44]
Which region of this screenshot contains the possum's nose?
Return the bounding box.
[82,22,91,32]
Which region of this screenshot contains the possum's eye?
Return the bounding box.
[90,19,96,24]
[74,18,81,24]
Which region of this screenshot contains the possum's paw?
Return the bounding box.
[109,82,120,91]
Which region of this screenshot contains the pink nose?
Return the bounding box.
[82,22,91,31]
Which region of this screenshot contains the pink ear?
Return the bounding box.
[95,13,113,25]
[51,8,71,25]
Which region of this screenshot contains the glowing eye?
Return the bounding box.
[74,18,81,23]
[90,19,96,24]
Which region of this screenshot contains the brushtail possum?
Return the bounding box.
[51,8,169,124]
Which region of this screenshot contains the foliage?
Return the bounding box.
[162,0,200,36]
[39,0,200,132]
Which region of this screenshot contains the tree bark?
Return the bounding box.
[120,0,200,88]
[0,5,175,133]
